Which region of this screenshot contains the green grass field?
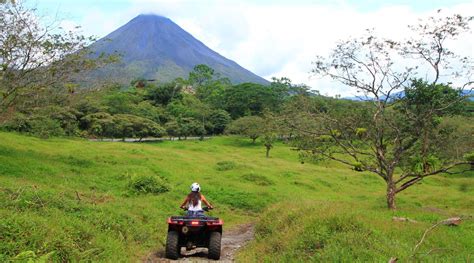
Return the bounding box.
[0,132,472,262]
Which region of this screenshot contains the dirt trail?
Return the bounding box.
[144,223,254,262]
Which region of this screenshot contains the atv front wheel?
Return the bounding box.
[208,231,221,260]
[165,231,180,259]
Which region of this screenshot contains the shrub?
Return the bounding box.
[29,117,65,139]
[464,152,474,170]
[127,175,169,194]
[464,152,474,162]
[1,114,65,139]
[353,162,363,172]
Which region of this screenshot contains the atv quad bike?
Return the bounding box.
[165,207,223,260]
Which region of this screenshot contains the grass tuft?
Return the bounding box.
[127,174,169,195]
[241,173,274,186]
[215,160,237,171]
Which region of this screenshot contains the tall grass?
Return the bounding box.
[238,201,474,262]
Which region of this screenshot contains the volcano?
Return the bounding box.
[87,14,268,85]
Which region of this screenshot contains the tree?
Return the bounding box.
[131,101,166,124]
[176,117,204,140]
[396,79,466,173]
[222,83,282,118]
[128,116,165,141]
[110,114,165,141]
[209,109,231,135]
[145,82,182,106]
[188,64,215,87]
[165,120,179,140]
[298,12,473,209]
[434,116,474,161]
[103,91,141,114]
[226,116,264,143]
[82,112,116,139]
[0,1,115,113]
[270,77,316,97]
[261,113,278,158]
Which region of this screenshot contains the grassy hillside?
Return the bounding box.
[238,201,474,262]
[0,132,472,261]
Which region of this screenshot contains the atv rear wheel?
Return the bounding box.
[165,231,180,260]
[208,231,221,260]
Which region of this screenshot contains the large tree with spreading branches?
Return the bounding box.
[0,0,116,116]
[290,12,473,209]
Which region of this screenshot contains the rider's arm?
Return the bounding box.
[200,194,213,209]
[180,196,189,208]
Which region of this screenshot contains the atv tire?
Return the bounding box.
[208,231,222,260]
[165,231,180,260]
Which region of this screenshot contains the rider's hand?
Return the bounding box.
[180,205,186,209]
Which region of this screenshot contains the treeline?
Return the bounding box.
[0,64,317,140]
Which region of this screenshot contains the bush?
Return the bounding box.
[215,161,236,171]
[1,106,81,138]
[464,152,474,162]
[225,116,263,143]
[0,113,30,132]
[29,117,65,139]
[128,175,169,194]
[353,162,363,172]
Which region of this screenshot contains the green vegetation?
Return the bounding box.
[238,201,474,262]
[0,3,473,262]
[298,13,473,209]
[0,132,472,261]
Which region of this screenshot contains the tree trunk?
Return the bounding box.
[266,146,270,158]
[387,181,397,210]
[422,129,430,173]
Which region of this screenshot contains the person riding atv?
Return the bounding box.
[180,182,214,217]
[166,182,222,260]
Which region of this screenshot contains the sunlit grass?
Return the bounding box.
[0,132,472,261]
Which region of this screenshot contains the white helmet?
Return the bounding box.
[190,182,200,192]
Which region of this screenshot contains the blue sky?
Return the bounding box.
[30,0,474,96]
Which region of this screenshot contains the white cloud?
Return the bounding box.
[57,0,474,96]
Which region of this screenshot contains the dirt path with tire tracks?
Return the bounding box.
[144,223,254,262]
